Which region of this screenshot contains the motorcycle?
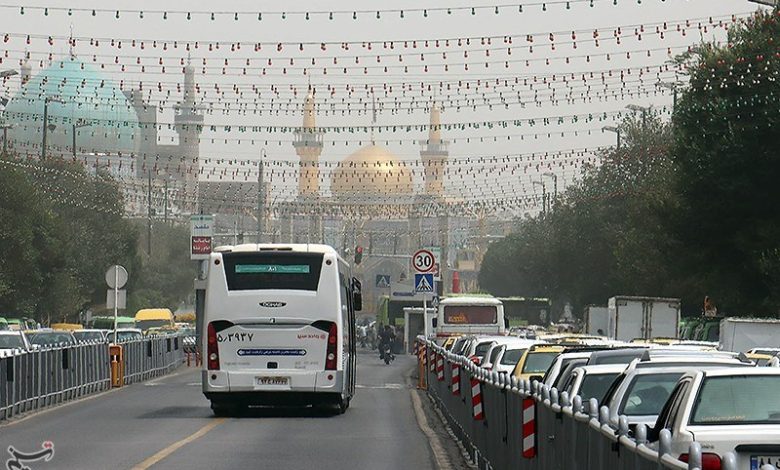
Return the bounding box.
[381,342,395,365]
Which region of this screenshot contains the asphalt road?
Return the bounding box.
[0,350,435,470]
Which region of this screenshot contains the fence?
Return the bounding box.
[0,334,184,422]
[420,340,777,470]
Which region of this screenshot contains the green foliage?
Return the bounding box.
[0,157,139,322]
[480,9,780,317]
[671,9,780,313]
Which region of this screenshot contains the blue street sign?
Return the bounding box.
[414,273,434,293]
[375,274,391,288]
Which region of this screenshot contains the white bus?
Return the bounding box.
[202,244,361,415]
[433,296,507,343]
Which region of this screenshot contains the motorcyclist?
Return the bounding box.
[378,325,396,361]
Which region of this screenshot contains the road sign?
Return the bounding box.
[415,273,435,293]
[412,249,436,273]
[106,289,126,309]
[375,274,391,288]
[105,265,128,289]
[190,215,214,260]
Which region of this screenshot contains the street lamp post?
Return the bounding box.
[603,126,621,148]
[257,148,266,243]
[72,119,90,158]
[41,96,64,160]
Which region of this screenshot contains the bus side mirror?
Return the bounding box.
[504,318,510,329]
[352,278,362,311]
[432,318,438,328]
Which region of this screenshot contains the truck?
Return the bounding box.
[584,305,609,336]
[718,317,780,352]
[606,296,680,342]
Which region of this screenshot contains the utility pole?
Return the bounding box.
[257,149,266,243]
[147,170,152,256]
[626,104,651,129]
[163,177,169,225]
[72,120,89,158]
[533,181,547,216]
[41,96,64,161]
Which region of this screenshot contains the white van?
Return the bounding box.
[434,296,507,343]
[202,244,361,415]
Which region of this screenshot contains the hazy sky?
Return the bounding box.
[0,0,761,208]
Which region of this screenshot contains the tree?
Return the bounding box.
[671,9,780,313]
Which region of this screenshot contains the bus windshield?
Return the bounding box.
[222,252,324,291]
[443,305,497,325]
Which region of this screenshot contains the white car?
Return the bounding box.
[488,339,539,374]
[603,357,754,430]
[561,364,626,404]
[73,329,108,343]
[649,368,780,469]
[544,351,595,389]
[482,337,535,370]
[0,330,31,355]
[106,328,144,343]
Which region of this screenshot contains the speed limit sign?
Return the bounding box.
[412,249,436,273]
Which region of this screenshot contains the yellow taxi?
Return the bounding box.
[442,336,460,351]
[745,352,774,366]
[511,344,564,381]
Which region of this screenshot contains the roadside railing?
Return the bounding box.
[419,339,777,470]
[0,334,184,422]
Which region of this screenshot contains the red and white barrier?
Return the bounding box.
[430,350,437,373]
[522,397,537,458]
[471,373,484,420]
[436,353,445,381]
[451,361,460,396]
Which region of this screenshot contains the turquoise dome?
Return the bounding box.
[3,56,139,156]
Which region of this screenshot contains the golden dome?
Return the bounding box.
[331,144,415,198]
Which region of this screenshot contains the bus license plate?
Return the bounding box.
[751,456,780,469]
[256,376,289,386]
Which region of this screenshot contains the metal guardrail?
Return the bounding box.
[419,340,779,470]
[0,334,184,422]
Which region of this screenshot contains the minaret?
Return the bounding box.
[420,102,448,197]
[291,92,325,242]
[174,56,204,210]
[293,92,324,198]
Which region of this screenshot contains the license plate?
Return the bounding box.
[751,456,780,469]
[256,376,289,386]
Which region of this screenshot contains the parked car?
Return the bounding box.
[561,364,626,403]
[0,330,32,354]
[106,328,144,343]
[28,330,77,347]
[72,329,108,343]
[603,356,754,431]
[648,368,780,469]
[482,337,533,370]
[511,344,565,382]
[543,351,595,389]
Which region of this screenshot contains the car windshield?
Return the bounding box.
[29,333,74,346]
[522,352,560,374]
[691,375,780,425]
[501,348,527,366]
[74,331,105,342]
[474,341,493,357]
[619,372,683,416]
[0,335,24,349]
[108,332,141,342]
[578,373,620,402]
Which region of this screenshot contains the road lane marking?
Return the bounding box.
[356,383,407,390]
[410,389,453,470]
[129,418,226,470]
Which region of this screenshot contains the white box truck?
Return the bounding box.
[607,296,681,341]
[584,306,609,336]
[719,317,780,352]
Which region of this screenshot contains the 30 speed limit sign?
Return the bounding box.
[412,249,436,273]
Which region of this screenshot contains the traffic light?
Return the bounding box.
[354,246,364,265]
